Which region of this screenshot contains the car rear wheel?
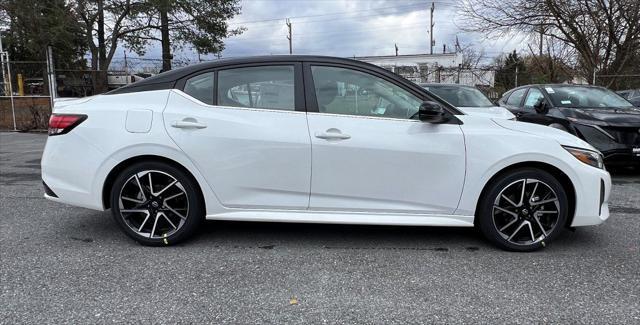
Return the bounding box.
[109,161,204,246]
[477,168,569,252]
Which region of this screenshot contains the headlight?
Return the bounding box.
[563,146,604,169]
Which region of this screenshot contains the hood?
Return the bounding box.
[457,106,515,120]
[560,106,640,126]
[492,118,597,151]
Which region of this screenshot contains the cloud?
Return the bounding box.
[127,0,529,64]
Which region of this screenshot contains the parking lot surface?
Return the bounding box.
[1,132,639,324]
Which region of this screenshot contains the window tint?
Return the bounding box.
[545,86,633,108]
[426,86,494,107]
[523,88,544,110]
[311,66,422,119]
[184,72,214,105]
[506,88,527,107]
[217,66,295,111]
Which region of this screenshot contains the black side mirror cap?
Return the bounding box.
[418,101,449,123]
[533,99,549,114]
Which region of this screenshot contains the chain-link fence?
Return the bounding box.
[1,60,52,130]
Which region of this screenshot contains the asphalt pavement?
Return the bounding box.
[1,132,639,324]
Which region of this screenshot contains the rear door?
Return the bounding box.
[304,63,466,214]
[164,63,311,209]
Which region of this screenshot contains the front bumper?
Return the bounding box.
[573,124,640,166]
[570,164,611,227]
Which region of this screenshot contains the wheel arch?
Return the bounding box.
[474,161,576,228]
[102,155,205,210]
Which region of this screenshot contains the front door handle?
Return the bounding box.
[171,119,207,129]
[314,128,351,140]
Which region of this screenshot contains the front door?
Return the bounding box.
[305,65,466,214]
[517,87,553,125]
[164,64,311,210]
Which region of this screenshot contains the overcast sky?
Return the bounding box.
[120,0,528,67]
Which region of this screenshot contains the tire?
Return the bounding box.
[477,168,569,252]
[109,161,204,246]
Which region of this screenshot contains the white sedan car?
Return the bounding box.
[42,55,611,251]
[421,83,515,120]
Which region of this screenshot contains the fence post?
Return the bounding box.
[46,45,56,110]
[1,53,17,131]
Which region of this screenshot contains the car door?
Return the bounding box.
[516,87,553,125]
[164,63,311,210]
[304,64,466,215]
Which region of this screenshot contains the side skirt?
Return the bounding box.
[205,210,475,227]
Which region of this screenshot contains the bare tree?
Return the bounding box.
[75,0,151,92]
[460,45,486,69]
[458,0,640,86]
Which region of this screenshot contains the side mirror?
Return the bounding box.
[418,101,448,123]
[533,98,549,114]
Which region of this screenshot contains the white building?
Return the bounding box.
[355,53,495,87]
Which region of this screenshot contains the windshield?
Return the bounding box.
[544,86,633,108]
[423,85,494,107]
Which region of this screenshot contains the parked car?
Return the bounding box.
[617,89,640,107]
[420,83,515,119]
[42,56,611,251]
[499,84,640,167]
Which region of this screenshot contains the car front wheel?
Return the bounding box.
[109,161,204,246]
[477,168,569,252]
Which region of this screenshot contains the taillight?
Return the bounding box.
[48,114,87,136]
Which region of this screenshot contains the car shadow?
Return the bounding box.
[65,210,603,253]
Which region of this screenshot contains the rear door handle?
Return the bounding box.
[171,119,207,129]
[314,129,351,140]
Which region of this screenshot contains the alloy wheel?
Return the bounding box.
[118,170,189,239]
[492,178,561,246]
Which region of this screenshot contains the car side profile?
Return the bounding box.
[420,83,515,120]
[498,84,640,167]
[42,56,611,251]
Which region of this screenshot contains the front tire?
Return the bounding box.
[477,168,569,252]
[109,161,204,246]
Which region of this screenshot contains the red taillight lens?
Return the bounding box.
[48,114,87,136]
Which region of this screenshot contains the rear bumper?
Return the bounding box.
[41,134,111,211]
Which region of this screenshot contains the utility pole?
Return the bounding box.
[286,18,292,54]
[538,24,544,56]
[123,50,128,77]
[395,43,398,56]
[515,65,519,87]
[429,2,435,55]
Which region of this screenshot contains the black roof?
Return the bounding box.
[109,55,391,94]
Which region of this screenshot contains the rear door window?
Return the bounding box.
[217,66,295,111]
[184,72,214,105]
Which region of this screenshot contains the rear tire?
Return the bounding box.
[109,161,204,246]
[477,168,569,252]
